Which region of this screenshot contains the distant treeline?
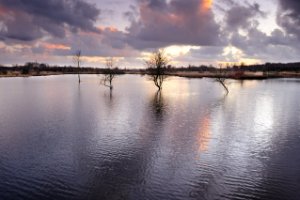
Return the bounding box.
[162,62,300,72]
[228,62,300,72]
[1,62,300,75]
[0,62,125,75]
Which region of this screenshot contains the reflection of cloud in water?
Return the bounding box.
[227,80,259,91]
[197,116,211,152]
[163,77,193,101]
[254,95,274,133]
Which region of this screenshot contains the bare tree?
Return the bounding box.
[215,64,229,94]
[146,50,168,91]
[100,57,117,90]
[73,50,82,84]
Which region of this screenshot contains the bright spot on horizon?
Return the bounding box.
[164,45,200,58]
[220,46,262,66]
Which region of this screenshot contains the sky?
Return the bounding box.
[0,0,300,68]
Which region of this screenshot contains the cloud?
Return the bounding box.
[200,1,300,64]
[277,0,300,38]
[226,3,265,30]
[1,0,300,66]
[125,0,221,49]
[228,26,300,63]
[29,26,138,59]
[186,46,225,64]
[0,0,101,41]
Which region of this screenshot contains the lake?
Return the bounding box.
[0,75,299,200]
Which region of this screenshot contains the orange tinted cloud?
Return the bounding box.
[79,26,118,36]
[43,43,70,50]
[97,26,118,33]
[200,0,213,12]
[128,0,220,49]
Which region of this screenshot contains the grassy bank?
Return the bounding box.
[2,70,300,79]
[164,71,300,79]
[0,71,63,78]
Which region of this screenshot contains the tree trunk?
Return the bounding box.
[78,61,81,84]
[220,81,229,94]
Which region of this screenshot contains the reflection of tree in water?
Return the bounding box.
[151,91,165,120]
[109,89,113,101]
[85,91,168,200]
[239,79,245,87]
[148,90,167,139]
[103,89,114,109]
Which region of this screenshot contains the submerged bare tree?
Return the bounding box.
[73,50,82,84]
[215,64,229,94]
[146,50,168,91]
[100,57,117,90]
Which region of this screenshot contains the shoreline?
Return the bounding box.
[1,71,300,80]
[163,71,300,80]
[0,72,63,78]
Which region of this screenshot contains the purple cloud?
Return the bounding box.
[125,0,221,49]
[277,0,300,39]
[0,0,101,41]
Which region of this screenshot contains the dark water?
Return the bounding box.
[0,75,299,200]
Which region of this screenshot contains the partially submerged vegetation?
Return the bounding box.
[1,61,300,94]
[73,50,82,84]
[100,57,118,90]
[215,64,229,94]
[145,50,168,91]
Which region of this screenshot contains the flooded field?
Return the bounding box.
[0,75,299,200]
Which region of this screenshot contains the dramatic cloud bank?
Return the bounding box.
[0,0,300,66]
[126,0,221,49]
[0,0,100,41]
[277,0,300,38]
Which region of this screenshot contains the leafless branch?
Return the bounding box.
[73,50,82,84]
[100,57,117,90]
[215,64,229,94]
[145,50,168,91]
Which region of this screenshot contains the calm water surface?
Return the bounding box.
[0,75,299,200]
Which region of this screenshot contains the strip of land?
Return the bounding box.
[164,71,300,79]
[1,62,300,79]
